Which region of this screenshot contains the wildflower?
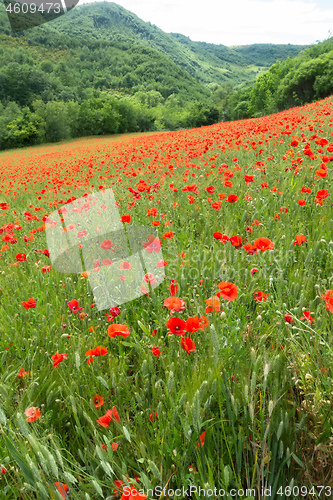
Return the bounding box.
[54,482,69,500]
[108,324,130,338]
[321,290,333,313]
[297,199,306,206]
[251,268,259,275]
[294,234,307,245]
[300,310,315,323]
[143,272,157,285]
[167,317,186,335]
[205,296,221,313]
[67,299,83,314]
[164,296,186,312]
[226,194,238,203]
[254,237,274,251]
[181,336,195,354]
[151,347,161,357]
[93,394,104,409]
[168,279,179,295]
[109,307,121,318]
[41,265,52,273]
[163,231,174,239]
[217,282,238,301]
[96,406,120,428]
[253,291,268,302]
[16,253,27,261]
[25,406,41,422]
[17,367,29,377]
[51,353,68,368]
[285,315,294,323]
[229,236,242,248]
[85,346,108,364]
[150,412,157,422]
[199,431,205,447]
[22,298,36,309]
[121,214,131,223]
[142,235,162,253]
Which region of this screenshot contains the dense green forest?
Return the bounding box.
[0,0,312,151]
[227,37,333,120]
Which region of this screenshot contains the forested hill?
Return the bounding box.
[226,36,333,121]
[0,1,307,88]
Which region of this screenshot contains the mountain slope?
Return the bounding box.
[22,1,307,88]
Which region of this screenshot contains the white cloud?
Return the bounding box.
[79,0,333,45]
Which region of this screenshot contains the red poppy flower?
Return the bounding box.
[143,272,157,285]
[108,324,130,338]
[294,234,307,245]
[185,316,201,333]
[100,239,115,250]
[230,236,242,248]
[253,291,268,302]
[51,353,68,368]
[121,214,131,223]
[167,317,186,335]
[41,265,52,273]
[300,310,315,323]
[285,315,294,323]
[321,290,333,313]
[254,238,274,251]
[142,235,162,253]
[25,406,41,422]
[67,299,83,314]
[206,186,215,194]
[163,231,174,239]
[243,244,257,255]
[17,367,29,378]
[151,347,161,357]
[199,431,205,447]
[77,230,88,238]
[156,259,167,267]
[181,336,196,354]
[54,482,69,500]
[205,296,220,313]
[109,307,121,318]
[96,406,120,428]
[226,194,239,203]
[93,394,104,409]
[168,279,179,295]
[279,207,288,213]
[16,253,27,261]
[164,296,186,312]
[150,411,157,422]
[251,268,259,275]
[297,199,306,206]
[301,187,312,193]
[316,189,330,200]
[22,298,36,309]
[217,282,238,301]
[119,261,131,270]
[85,346,108,364]
[244,175,254,184]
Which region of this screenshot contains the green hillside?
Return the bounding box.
[227,36,333,120]
[0,0,311,151]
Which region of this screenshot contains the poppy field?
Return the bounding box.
[0,96,333,499]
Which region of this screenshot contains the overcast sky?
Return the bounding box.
[78,0,333,46]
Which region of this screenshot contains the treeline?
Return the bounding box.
[0,94,219,150]
[225,37,333,120]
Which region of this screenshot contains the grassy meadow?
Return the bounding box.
[0,95,333,499]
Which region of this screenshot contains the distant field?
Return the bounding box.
[0,97,332,499]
